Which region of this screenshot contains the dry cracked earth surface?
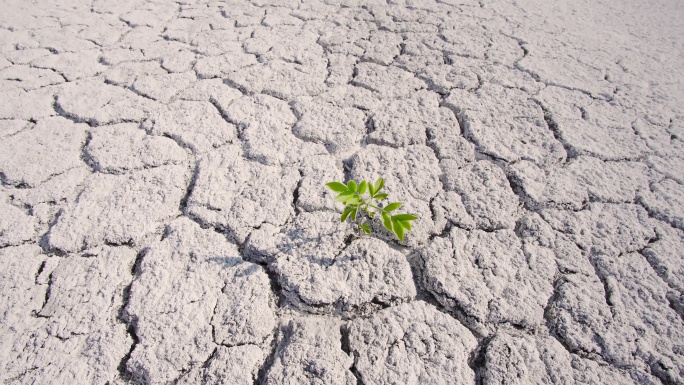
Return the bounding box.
[0,0,683,384]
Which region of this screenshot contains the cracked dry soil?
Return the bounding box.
[0,0,683,384]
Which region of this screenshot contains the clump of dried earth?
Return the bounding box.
[0,0,682,384]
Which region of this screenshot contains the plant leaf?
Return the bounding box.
[374,178,384,194]
[392,218,405,241]
[368,182,376,197]
[381,212,393,232]
[326,182,348,193]
[351,207,358,221]
[345,196,360,205]
[361,223,371,234]
[383,202,402,212]
[335,192,353,202]
[374,193,388,200]
[391,213,419,221]
[335,192,347,198]
[398,220,412,231]
[358,181,367,194]
[347,180,357,192]
[340,207,353,222]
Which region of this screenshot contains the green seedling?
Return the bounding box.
[325,178,418,241]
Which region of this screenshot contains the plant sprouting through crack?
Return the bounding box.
[326,178,418,241]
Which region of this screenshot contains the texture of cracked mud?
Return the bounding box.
[0,0,682,384]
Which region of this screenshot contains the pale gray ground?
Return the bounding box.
[0,0,682,384]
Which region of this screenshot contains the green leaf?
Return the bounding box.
[383,202,402,212]
[340,207,353,222]
[398,220,412,231]
[368,212,375,219]
[391,213,419,221]
[361,223,371,234]
[368,182,376,197]
[326,182,348,193]
[373,178,384,194]
[358,181,367,194]
[381,212,393,232]
[347,180,357,192]
[351,207,358,221]
[392,218,405,241]
[345,196,360,205]
[335,192,353,202]
[374,193,388,201]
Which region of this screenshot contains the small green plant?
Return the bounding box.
[325,178,418,241]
